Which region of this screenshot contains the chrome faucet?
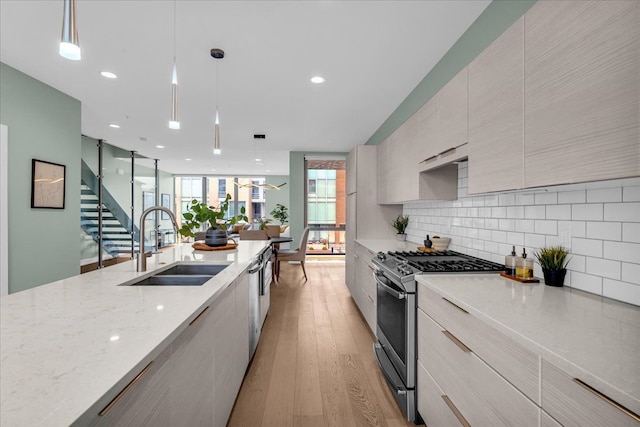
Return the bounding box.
[137,206,179,272]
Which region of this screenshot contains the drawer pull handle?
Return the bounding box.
[441,395,471,427]
[443,330,471,353]
[443,297,469,314]
[573,379,640,422]
[99,361,154,416]
[189,306,210,326]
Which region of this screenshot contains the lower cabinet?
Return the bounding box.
[81,271,250,426]
[417,360,465,427]
[352,242,376,335]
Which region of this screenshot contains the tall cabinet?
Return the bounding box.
[346,145,401,333]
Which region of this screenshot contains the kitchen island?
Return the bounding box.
[0,241,268,426]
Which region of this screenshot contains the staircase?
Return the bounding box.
[80,185,139,258]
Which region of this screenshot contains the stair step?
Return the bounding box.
[103,237,134,241]
[86,230,130,235]
[81,208,113,213]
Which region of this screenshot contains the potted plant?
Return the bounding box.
[178,194,248,246]
[533,246,570,287]
[270,204,289,225]
[257,217,272,230]
[392,214,409,241]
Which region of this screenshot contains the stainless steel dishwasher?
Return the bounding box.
[248,253,262,360]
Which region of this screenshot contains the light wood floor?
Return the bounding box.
[228,261,419,427]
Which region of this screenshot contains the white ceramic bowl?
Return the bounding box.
[431,237,451,251]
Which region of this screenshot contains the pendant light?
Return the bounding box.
[169,0,180,130]
[59,0,81,60]
[211,48,224,155]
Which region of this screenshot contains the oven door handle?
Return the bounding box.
[373,271,406,300]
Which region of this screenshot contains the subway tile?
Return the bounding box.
[586,222,622,241]
[572,204,603,221]
[458,164,468,178]
[467,228,479,239]
[499,219,516,231]
[546,235,563,247]
[472,239,484,250]
[491,207,507,218]
[623,186,640,202]
[604,241,640,264]
[623,223,640,243]
[586,257,621,280]
[602,279,640,306]
[462,198,473,207]
[535,192,558,205]
[558,220,586,238]
[484,195,499,206]
[515,193,535,205]
[558,190,586,204]
[535,220,558,235]
[451,217,462,227]
[472,198,485,207]
[479,207,492,218]
[515,219,535,233]
[525,205,546,220]
[467,207,479,217]
[462,218,473,228]
[587,187,622,203]
[499,194,516,206]
[484,241,499,254]
[567,255,586,273]
[569,271,603,295]
[507,206,525,219]
[472,218,485,229]
[479,229,492,241]
[621,263,640,285]
[546,205,571,220]
[485,218,499,230]
[457,208,467,218]
[490,253,504,264]
[572,238,603,257]
[498,243,513,255]
[492,230,507,243]
[457,187,468,198]
[506,232,524,246]
[604,202,640,222]
[524,233,546,249]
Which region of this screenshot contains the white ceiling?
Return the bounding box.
[0,0,490,176]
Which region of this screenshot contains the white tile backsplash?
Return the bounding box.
[404,163,640,306]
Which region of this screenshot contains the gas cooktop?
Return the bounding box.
[385,250,504,273]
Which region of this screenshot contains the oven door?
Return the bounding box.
[374,269,416,389]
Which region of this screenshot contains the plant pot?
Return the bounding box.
[543,268,567,287]
[396,233,406,241]
[205,227,228,247]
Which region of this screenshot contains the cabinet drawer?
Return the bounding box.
[541,409,562,427]
[542,360,640,427]
[353,242,374,269]
[417,360,467,427]
[418,309,538,427]
[418,284,540,403]
[359,285,376,335]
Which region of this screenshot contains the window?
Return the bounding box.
[218,180,227,199]
[251,180,260,200]
[308,179,317,195]
[252,202,262,218]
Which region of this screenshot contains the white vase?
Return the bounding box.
[396,233,406,241]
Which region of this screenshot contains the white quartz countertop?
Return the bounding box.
[416,274,640,414]
[355,238,419,254]
[0,241,268,426]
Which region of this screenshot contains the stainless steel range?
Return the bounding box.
[372,249,503,423]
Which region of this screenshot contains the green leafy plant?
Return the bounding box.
[178,194,248,238]
[270,204,289,225]
[258,217,272,230]
[392,214,409,234]
[533,246,570,270]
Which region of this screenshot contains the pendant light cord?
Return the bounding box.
[173,0,176,62]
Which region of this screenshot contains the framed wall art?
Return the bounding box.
[31,159,66,209]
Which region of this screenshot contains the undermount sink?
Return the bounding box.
[154,264,228,276]
[126,264,229,286]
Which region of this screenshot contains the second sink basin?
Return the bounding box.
[155,264,228,276]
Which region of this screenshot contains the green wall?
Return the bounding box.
[288,151,347,246]
[366,0,537,145]
[265,175,290,225]
[0,62,81,293]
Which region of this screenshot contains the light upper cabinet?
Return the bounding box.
[467,16,525,195]
[437,67,468,154]
[524,1,640,187]
[346,148,356,195]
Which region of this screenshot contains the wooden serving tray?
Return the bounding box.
[500,272,540,283]
[417,246,438,253]
[192,239,238,251]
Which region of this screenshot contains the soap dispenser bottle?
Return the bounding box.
[504,245,517,276]
[516,248,534,279]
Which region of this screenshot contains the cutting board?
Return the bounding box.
[417,246,438,253]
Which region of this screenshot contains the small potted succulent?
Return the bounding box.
[392,214,409,241]
[533,246,570,287]
[178,194,248,246]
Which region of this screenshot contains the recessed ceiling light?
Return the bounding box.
[100,71,117,79]
[255,158,262,162]
[310,76,325,84]
[211,169,216,172]
[110,335,120,341]
[266,169,271,172]
[185,158,192,161]
[156,145,164,149]
[108,123,120,128]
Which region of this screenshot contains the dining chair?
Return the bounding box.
[277,227,310,281]
[238,230,269,240]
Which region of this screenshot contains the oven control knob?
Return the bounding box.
[377,252,386,261]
